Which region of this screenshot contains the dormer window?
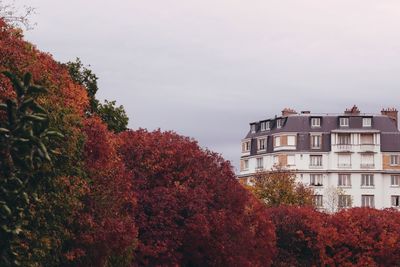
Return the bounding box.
[276,119,282,129]
[242,141,251,152]
[362,117,372,127]
[339,117,349,127]
[250,124,256,133]
[311,117,321,128]
[260,121,270,131]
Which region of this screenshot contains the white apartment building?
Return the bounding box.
[239,106,400,210]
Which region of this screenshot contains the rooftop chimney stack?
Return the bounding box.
[344,105,361,115]
[281,108,297,117]
[381,107,398,128]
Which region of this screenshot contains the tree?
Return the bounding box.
[65,58,129,133]
[0,0,35,30]
[268,206,336,266]
[251,168,314,207]
[323,186,352,213]
[118,129,276,266]
[0,72,63,266]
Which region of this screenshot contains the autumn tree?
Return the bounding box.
[118,129,276,266]
[0,0,35,30]
[251,168,314,207]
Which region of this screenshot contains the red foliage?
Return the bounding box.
[118,129,276,266]
[328,208,400,266]
[268,206,335,266]
[71,117,137,265]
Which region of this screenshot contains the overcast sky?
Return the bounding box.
[15,0,400,172]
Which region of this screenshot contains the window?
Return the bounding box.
[287,135,296,146]
[339,195,352,208]
[360,134,374,144]
[338,174,351,187]
[360,154,374,168]
[310,174,323,186]
[241,159,249,171]
[391,155,399,165]
[257,138,266,150]
[313,195,323,207]
[311,135,321,149]
[391,195,400,207]
[362,117,372,127]
[274,136,281,147]
[244,160,249,170]
[250,124,256,133]
[338,154,351,168]
[310,155,322,167]
[311,117,321,127]
[339,117,349,127]
[256,158,263,169]
[287,155,295,166]
[361,174,374,187]
[273,155,279,165]
[391,175,400,186]
[361,195,375,208]
[242,141,250,152]
[260,121,270,131]
[276,119,282,128]
[338,134,351,145]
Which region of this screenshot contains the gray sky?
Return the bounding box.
[15,0,400,172]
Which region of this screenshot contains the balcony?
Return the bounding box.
[309,164,323,169]
[335,144,353,152]
[360,163,375,169]
[359,144,378,152]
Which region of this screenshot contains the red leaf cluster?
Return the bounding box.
[118,129,276,266]
[268,206,400,266]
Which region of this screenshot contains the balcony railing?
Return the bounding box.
[309,164,323,169]
[335,144,352,152]
[360,163,375,169]
[360,144,377,152]
[338,163,352,168]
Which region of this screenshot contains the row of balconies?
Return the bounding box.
[309,163,375,169]
[333,144,378,153]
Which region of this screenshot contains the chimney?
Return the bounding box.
[381,107,398,127]
[281,108,297,117]
[344,105,360,115]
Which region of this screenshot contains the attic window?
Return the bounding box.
[276,119,282,129]
[362,117,372,127]
[339,117,349,127]
[250,124,256,133]
[311,118,321,127]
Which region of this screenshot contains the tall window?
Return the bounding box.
[258,138,266,150]
[311,135,321,149]
[338,174,351,187]
[256,158,263,169]
[310,155,322,167]
[242,141,250,152]
[310,174,323,186]
[362,117,372,127]
[391,155,399,165]
[338,195,352,208]
[311,118,321,127]
[250,124,256,133]
[274,136,281,147]
[287,135,296,146]
[360,134,373,144]
[338,154,351,168]
[339,117,349,127]
[391,195,400,207]
[391,175,400,186]
[241,159,249,171]
[360,154,374,168]
[338,133,351,145]
[313,195,323,207]
[361,174,374,187]
[276,119,282,128]
[361,195,375,208]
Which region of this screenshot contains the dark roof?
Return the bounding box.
[243,114,400,153]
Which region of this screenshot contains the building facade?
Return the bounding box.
[239,106,400,210]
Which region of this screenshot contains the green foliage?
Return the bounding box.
[0,71,63,266]
[65,58,129,133]
[97,100,128,133]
